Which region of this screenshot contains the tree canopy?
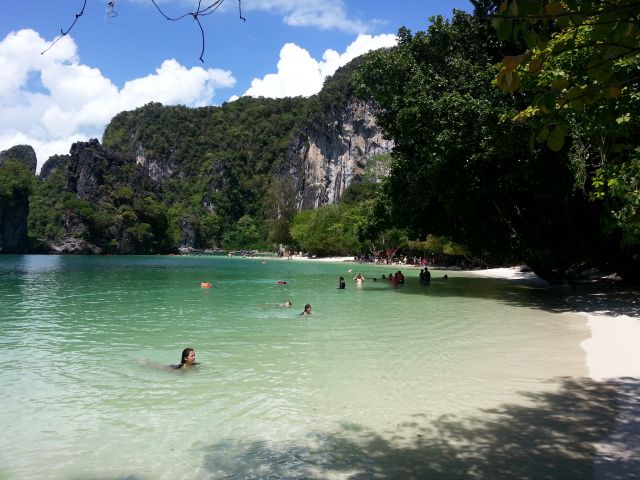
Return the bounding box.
[356,5,639,282]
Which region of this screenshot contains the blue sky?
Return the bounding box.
[0,0,472,171]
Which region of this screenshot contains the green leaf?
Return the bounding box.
[493,18,513,41]
[616,113,631,124]
[537,127,550,142]
[497,68,520,92]
[547,124,567,151]
[551,78,569,90]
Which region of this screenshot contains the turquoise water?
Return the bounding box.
[0,255,588,479]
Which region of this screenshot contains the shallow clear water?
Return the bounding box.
[0,255,588,479]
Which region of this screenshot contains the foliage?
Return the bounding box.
[356,8,638,282]
[289,204,362,256]
[0,161,34,198]
[492,0,640,248]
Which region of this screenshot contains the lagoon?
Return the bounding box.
[0,255,608,479]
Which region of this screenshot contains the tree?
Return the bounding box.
[357,9,638,282]
[492,0,640,249]
[290,205,361,256]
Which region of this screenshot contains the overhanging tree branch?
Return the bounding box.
[41,0,87,55]
[41,0,246,62]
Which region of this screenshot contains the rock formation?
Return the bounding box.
[0,145,36,252]
[287,99,393,210]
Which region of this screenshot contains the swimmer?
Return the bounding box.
[338,276,346,289]
[300,304,312,315]
[171,348,199,369]
[276,281,288,285]
[279,301,293,308]
[200,282,212,288]
[353,272,365,288]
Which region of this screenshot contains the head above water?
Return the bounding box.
[180,348,196,366]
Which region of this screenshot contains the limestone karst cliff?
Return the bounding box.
[287,99,393,210]
[16,59,393,253]
[0,145,37,252]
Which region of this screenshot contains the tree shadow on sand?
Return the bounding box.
[198,377,638,480]
[393,275,639,318]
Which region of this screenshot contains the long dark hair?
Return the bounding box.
[180,348,194,364]
[171,348,194,369]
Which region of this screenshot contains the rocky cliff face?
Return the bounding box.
[66,138,136,201]
[0,189,29,253]
[287,99,393,210]
[0,145,36,252]
[39,154,71,180]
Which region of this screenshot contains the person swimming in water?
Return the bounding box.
[300,304,312,315]
[171,348,198,369]
[338,276,346,289]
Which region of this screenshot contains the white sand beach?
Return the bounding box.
[467,267,640,479]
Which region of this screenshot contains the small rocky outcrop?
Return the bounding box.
[0,144,37,174]
[40,154,71,180]
[49,237,102,254]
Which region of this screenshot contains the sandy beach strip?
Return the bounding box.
[467,267,640,478]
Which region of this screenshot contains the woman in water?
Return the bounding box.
[172,348,198,369]
[300,304,312,315]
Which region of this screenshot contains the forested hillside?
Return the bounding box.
[3,2,638,285]
[23,60,391,255]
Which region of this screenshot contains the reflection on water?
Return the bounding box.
[0,255,595,479]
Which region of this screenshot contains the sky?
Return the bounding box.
[0,0,472,172]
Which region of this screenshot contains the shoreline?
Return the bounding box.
[269,256,639,474]
[466,267,640,478]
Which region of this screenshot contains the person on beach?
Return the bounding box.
[171,348,198,369]
[338,276,346,289]
[300,304,312,315]
[353,273,365,288]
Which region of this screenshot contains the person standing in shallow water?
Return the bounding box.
[172,348,198,369]
[338,276,346,289]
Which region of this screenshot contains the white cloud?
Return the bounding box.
[242,0,378,33]
[0,29,235,173]
[123,0,378,34]
[242,33,396,99]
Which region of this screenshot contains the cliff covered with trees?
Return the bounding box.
[22,61,392,254]
[0,145,36,252]
[3,3,639,285]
